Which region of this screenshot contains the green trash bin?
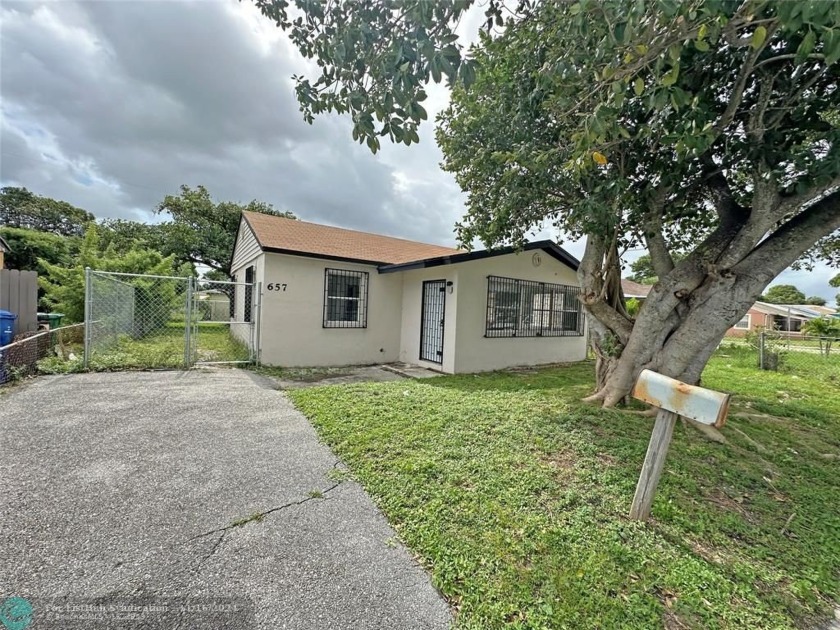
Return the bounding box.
[37,313,65,345]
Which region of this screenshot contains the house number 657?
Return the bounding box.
[266,283,287,291]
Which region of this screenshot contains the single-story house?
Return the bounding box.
[723,301,836,337]
[230,212,587,373]
[621,279,652,300]
[195,289,231,321]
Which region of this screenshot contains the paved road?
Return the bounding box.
[0,370,451,629]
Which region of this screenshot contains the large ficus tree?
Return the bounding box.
[256,0,840,405]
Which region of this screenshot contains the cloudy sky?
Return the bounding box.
[1,0,837,301]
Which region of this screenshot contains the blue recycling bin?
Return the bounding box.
[0,310,17,347]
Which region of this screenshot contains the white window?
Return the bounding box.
[323,269,368,328]
[734,314,751,330]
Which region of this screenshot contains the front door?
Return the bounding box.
[420,280,446,364]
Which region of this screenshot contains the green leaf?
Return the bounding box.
[795,30,816,65]
[694,39,710,52]
[824,29,840,65]
[569,3,581,16]
[662,65,679,86]
[633,77,644,96]
[751,25,767,50]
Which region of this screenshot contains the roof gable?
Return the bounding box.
[242,211,462,265]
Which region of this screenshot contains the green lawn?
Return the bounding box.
[289,350,839,629]
[37,321,251,373]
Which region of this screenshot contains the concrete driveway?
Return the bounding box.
[0,370,451,629]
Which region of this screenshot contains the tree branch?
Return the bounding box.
[642,189,674,278]
[737,190,840,276]
[578,235,633,344]
[711,26,773,137]
[700,156,748,226]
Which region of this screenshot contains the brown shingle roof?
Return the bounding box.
[243,211,463,265]
[621,279,652,298]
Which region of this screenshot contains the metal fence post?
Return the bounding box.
[184,276,193,368]
[83,267,92,369]
[254,281,262,365]
[759,330,765,370]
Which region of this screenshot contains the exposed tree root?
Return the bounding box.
[685,419,727,444]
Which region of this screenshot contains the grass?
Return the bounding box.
[288,350,839,629]
[36,321,251,373]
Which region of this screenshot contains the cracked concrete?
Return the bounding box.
[0,369,451,629]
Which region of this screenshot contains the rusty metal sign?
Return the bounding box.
[632,369,730,428]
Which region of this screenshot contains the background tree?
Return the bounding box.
[98,218,170,254]
[155,185,296,277]
[831,273,840,307]
[39,225,186,324]
[0,227,73,272]
[804,295,827,306]
[257,0,840,405]
[801,317,840,356]
[761,285,807,304]
[0,187,94,237]
[627,253,686,284]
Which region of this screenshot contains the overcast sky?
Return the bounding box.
[1,0,836,301]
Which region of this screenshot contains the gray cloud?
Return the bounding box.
[0,0,465,245]
[1,1,835,300]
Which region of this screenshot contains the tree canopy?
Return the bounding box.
[38,225,188,323]
[0,227,74,273]
[258,0,840,405]
[0,187,94,237]
[761,284,807,304]
[155,185,296,276]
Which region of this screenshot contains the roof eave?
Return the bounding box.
[262,246,387,267]
[377,240,579,274]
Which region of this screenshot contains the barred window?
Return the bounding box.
[485,275,583,337]
[244,266,254,323]
[323,268,368,328]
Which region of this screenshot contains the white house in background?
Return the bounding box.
[229,211,587,373]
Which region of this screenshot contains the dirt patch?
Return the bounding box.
[540,448,578,481]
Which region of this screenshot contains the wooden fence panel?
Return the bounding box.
[0,270,38,335]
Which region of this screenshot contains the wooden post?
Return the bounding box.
[629,370,730,521]
[629,408,679,521]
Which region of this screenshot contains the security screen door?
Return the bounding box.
[420,280,446,364]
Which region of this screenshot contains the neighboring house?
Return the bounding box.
[229,212,587,373]
[724,301,836,337]
[195,289,231,321]
[0,235,9,269]
[621,279,652,300]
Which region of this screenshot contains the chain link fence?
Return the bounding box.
[756,331,840,375]
[192,278,256,364]
[86,270,192,369]
[0,324,85,385]
[84,269,256,370]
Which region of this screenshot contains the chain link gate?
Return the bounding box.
[191,277,259,365]
[84,269,258,369]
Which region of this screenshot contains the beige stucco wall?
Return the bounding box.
[450,251,587,373]
[398,267,459,373]
[257,253,403,367]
